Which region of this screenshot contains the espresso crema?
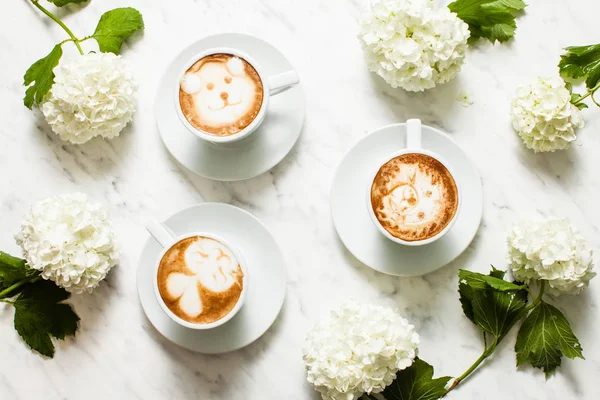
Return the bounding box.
[370,153,458,242]
[179,54,264,136]
[157,236,244,324]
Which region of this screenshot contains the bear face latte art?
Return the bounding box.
[157,235,245,325]
[179,54,264,136]
[370,153,459,242]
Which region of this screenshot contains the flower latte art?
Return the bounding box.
[179,54,264,136]
[371,153,458,241]
[157,236,244,324]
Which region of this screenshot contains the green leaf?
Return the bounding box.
[0,252,28,290]
[91,7,144,54]
[13,280,79,358]
[565,81,573,93]
[459,269,526,292]
[459,268,510,323]
[515,302,584,377]
[47,0,89,6]
[380,358,451,400]
[459,268,528,341]
[23,44,63,109]
[449,0,527,43]
[559,43,600,89]
[472,285,528,341]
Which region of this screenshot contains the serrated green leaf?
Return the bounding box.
[472,286,528,341]
[459,269,525,292]
[459,279,476,324]
[489,266,505,279]
[559,43,600,89]
[0,252,30,290]
[492,0,527,7]
[47,0,89,6]
[380,358,452,400]
[458,268,503,323]
[515,302,583,377]
[23,44,63,109]
[570,93,580,103]
[459,268,528,342]
[14,298,54,357]
[565,82,573,93]
[449,0,527,43]
[13,280,79,358]
[92,7,144,54]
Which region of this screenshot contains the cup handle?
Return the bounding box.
[268,71,299,96]
[406,119,422,149]
[146,221,176,248]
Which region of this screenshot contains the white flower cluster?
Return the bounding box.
[508,217,595,296]
[302,303,419,400]
[358,0,470,92]
[15,193,119,294]
[510,76,584,152]
[41,52,137,144]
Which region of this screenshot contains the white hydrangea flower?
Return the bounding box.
[510,76,584,152]
[15,193,119,294]
[358,0,470,92]
[508,217,595,296]
[302,303,419,400]
[41,52,137,144]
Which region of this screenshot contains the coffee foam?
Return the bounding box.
[370,153,458,242]
[157,236,244,324]
[179,54,264,137]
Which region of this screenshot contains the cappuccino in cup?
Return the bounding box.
[179,54,264,137]
[175,47,299,144]
[370,153,459,242]
[156,235,245,325]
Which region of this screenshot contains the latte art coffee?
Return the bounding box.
[179,54,264,136]
[157,236,244,324]
[370,153,458,242]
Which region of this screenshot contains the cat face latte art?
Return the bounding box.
[370,153,459,243]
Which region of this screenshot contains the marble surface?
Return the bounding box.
[1,0,599,399]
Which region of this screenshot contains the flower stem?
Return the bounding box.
[446,336,498,394]
[573,82,600,107]
[0,275,41,299]
[30,0,84,55]
[591,92,600,108]
[525,281,545,311]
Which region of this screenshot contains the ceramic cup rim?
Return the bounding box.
[366,148,462,246]
[152,231,249,330]
[174,47,270,144]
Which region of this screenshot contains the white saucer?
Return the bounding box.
[155,33,305,181]
[136,203,286,353]
[330,123,483,276]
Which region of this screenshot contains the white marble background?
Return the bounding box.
[1,0,599,399]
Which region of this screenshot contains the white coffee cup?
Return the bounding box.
[366,119,461,246]
[175,47,299,144]
[146,221,249,330]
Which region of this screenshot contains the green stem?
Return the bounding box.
[573,82,600,107]
[0,299,14,304]
[30,0,84,55]
[445,337,498,394]
[526,281,545,311]
[591,92,600,108]
[0,275,41,299]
